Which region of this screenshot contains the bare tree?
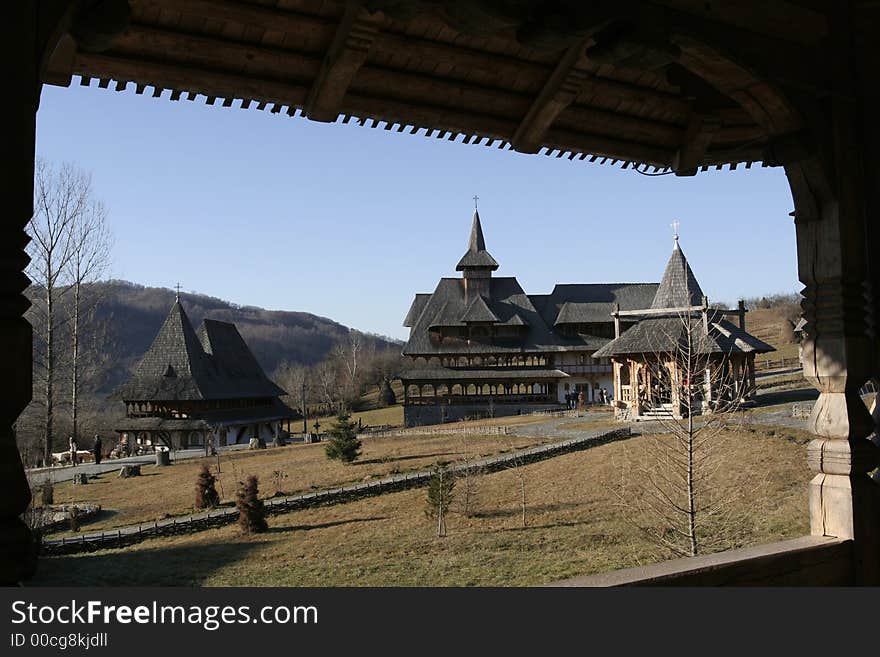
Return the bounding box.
[313,358,340,412]
[456,434,483,518]
[333,329,367,404]
[65,197,112,447]
[425,462,455,537]
[274,361,310,419]
[507,452,528,529]
[615,311,751,558]
[27,160,94,465]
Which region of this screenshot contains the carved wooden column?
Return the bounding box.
[787,95,880,584]
[1,1,44,584]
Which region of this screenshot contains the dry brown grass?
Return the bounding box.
[32,425,811,586]
[47,430,557,535]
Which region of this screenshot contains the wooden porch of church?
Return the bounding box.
[612,352,758,419]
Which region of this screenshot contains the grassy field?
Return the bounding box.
[336,404,403,428]
[32,424,812,586]
[45,428,561,535]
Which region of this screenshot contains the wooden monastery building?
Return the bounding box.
[401,208,659,427]
[110,294,294,450]
[593,233,775,420]
[402,211,775,427]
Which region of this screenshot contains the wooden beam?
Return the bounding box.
[135,0,694,116]
[72,52,309,108]
[512,40,591,154]
[43,32,76,87]
[304,3,382,122]
[73,54,682,166]
[114,25,320,83]
[672,113,721,175]
[614,305,706,317]
[652,0,828,46]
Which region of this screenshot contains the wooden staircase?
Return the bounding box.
[640,403,676,419]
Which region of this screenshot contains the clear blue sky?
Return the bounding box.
[36,79,798,341]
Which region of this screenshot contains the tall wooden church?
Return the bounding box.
[110,294,294,450]
[400,208,658,426]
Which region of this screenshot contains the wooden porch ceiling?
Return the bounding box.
[46,0,836,174]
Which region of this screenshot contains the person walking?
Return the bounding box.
[93,434,102,465]
[68,435,78,467]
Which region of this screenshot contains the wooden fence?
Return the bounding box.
[358,425,512,439]
[754,357,801,372]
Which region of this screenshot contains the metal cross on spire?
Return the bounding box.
[473,194,479,210]
[175,282,181,301]
[671,219,680,246]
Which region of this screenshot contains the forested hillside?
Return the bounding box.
[35,280,399,394]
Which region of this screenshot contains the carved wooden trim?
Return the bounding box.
[512,40,591,154]
[304,4,382,123]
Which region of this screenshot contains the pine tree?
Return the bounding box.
[195,464,221,509]
[324,412,362,464]
[425,463,456,537]
[236,475,268,533]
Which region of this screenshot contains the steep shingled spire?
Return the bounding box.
[112,296,214,400]
[650,238,704,309]
[456,208,499,272]
[468,208,486,252]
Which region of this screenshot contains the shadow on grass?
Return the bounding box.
[472,501,582,520]
[269,516,388,534]
[755,388,818,406]
[357,452,456,466]
[29,540,265,586]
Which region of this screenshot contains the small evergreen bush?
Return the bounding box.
[195,464,221,509]
[324,412,362,464]
[236,475,268,534]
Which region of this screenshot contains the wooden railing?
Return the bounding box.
[406,394,557,406]
[548,536,853,586]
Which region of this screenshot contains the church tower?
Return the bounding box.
[455,207,498,303]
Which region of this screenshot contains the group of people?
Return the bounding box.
[67,433,103,467]
[564,387,613,409]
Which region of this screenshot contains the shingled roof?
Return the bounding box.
[593,239,774,358]
[110,299,286,401]
[408,276,559,353]
[403,208,661,356]
[539,283,659,326]
[651,238,705,308]
[592,315,775,358]
[461,295,501,323]
[456,210,499,272]
[114,398,295,432]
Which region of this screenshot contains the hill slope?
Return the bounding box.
[32,280,400,394]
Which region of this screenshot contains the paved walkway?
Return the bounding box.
[27,444,250,485]
[510,411,618,440]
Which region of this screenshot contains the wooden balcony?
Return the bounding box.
[406,394,558,406]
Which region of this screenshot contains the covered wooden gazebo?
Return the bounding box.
[595,235,775,419]
[5,0,880,585]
